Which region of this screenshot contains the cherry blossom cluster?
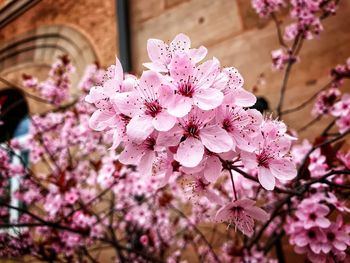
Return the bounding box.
[271,48,298,70]
[284,58,350,262]
[311,58,350,133]
[86,34,299,237]
[284,0,338,41]
[251,0,285,18]
[22,55,74,105]
[285,193,350,262]
[252,0,339,41]
[252,0,340,71]
[0,58,277,262]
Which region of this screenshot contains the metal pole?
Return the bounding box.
[116,0,132,72]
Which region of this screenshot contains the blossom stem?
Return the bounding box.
[271,13,288,49]
[169,204,222,263]
[297,115,322,133]
[297,129,350,179]
[228,168,238,201]
[281,81,332,115]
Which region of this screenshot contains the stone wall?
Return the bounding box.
[0,0,117,67]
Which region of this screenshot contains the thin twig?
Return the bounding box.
[297,115,322,133]
[281,81,332,115]
[228,169,238,200]
[169,204,222,263]
[0,77,53,105]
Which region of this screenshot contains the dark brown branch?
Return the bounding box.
[281,81,332,115]
[169,204,221,263]
[297,115,322,133]
[248,169,350,248]
[297,129,350,178]
[271,13,288,48]
[0,76,53,105]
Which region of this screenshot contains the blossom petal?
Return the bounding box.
[199,126,233,153]
[193,88,224,110]
[240,151,258,170]
[224,67,244,89]
[215,205,232,222]
[245,206,269,222]
[189,46,207,63]
[119,143,143,165]
[258,167,275,190]
[143,62,168,73]
[294,235,309,247]
[204,156,222,182]
[167,95,192,118]
[204,190,224,205]
[114,57,124,84]
[316,217,331,228]
[175,137,204,167]
[226,88,257,107]
[170,33,191,52]
[156,125,183,147]
[194,58,220,89]
[169,53,194,83]
[89,110,115,131]
[109,129,122,150]
[138,151,156,175]
[270,159,297,180]
[152,111,177,131]
[126,115,154,143]
[333,240,347,251]
[147,38,169,65]
[112,92,138,117]
[139,70,161,93]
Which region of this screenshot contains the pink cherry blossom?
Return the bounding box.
[214,67,256,107]
[331,94,350,117]
[161,53,224,117]
[308,148,329,178]
[157,107,232,167]
[295,199,331,229]
[336,114,350,134]
[114,70,176,142]
[85,57,135,132]
[241,119,297,190]
[216,105,262,151]
[119,132,159,175]
[251,0,285,17]
[215,199,269,236]
[144,33,207,72]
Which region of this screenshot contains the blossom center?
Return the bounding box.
[144,101,162,117]
[178,82,195,97]
[194,178,209,192]
[120,114,131,125]
[144,137,156,150]
[307,230,316,239]
[222,118,233,132]
[309,213,317,220]
[256,151,271,168]
[327,232,335,241]
[186,123,199,137]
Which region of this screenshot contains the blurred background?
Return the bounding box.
[1,0,350,140]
